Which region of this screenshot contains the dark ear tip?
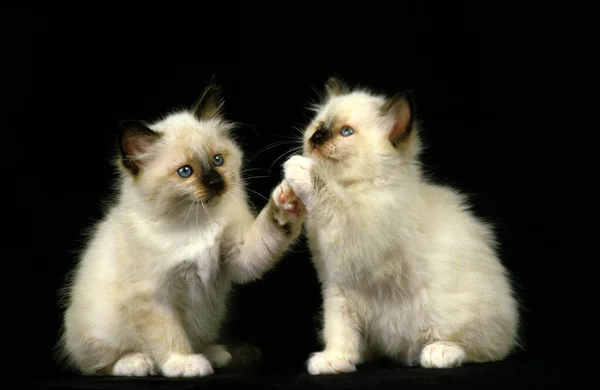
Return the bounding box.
[325,76,344,87]
[394,90,417,110]
[201,83,224,103]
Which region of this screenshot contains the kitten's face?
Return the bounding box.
[118,84,243,215]
[302,78,416,182]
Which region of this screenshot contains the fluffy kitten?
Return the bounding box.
[59,84,305,377]
[282,78,520,374]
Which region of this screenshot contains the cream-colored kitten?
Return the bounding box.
[283,78,520,374]
[59,84,305,377]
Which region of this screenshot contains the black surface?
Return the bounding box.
[9,3,596,389]
[4,355,581,389]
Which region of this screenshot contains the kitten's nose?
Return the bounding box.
[202,170,224,193]
[310,128,330,147]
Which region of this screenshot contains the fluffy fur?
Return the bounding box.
[282,78,520,374]
[58,84,305,377]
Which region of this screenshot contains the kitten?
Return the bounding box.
[58,83,305,377]
[282,78,520,374]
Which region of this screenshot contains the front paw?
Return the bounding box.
[283,155,315,208]
[272,180,305,218]
[160,353,214,378]
[307,351,358,375]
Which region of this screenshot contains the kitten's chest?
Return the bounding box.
[163,222,225,284]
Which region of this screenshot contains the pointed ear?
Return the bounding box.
[117,120,161,175]
[191,83,224,121]
[325,77,349,98]
[381,90,416,147]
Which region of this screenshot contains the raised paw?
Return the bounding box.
[272,180,305,219]
[420,341,466,368]
[283,155,315,208]
[307,351,357,375]
[112,352,156,377]
[160,353,214,377]
[202,345,232,368]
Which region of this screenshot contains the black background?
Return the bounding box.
[8,3,597,388]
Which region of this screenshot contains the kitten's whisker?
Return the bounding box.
[245,188,268,202]
[164,197,192,218]
[241,167,270,174]
[273,134,304,143]
[242,175,271,180]
[268,146,304,174]
[199,199,214,224]
[247,141,300,162]
[183,198,197,224]
[292,126,307,138]
[228,189,259,214]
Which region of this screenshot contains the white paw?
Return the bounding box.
[203,345,232,368]
[307,351,357,375]
[160,353,214,377]
[420,341,466,368]
[283,155,315,208]
[112,352,156,377]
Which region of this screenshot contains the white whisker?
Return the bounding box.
[268,146,304,174]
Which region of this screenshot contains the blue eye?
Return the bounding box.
[340,126,355,137]
[177,165,193,178]
[212,154,224,166]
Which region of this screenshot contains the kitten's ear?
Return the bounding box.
[117,120,161,175]
[325,77,349,98]
[191,83,224,121]
[381,90,416,147]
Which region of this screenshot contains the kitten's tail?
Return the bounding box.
[224,343,262,371]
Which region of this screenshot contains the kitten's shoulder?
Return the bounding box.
[420,182,470,209]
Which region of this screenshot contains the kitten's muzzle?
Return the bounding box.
[201,170,225,195]
[310,128,331,147]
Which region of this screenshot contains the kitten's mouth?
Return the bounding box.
[194,190,223,206]
[309,144,336,161]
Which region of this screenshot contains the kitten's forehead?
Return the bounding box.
[320,91,385,123]
[152,112,232,155]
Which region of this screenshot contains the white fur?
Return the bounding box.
[284,86,520,375]
[59,109,304,377]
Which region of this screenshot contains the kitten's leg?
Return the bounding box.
[307,289,363,375]
[225,180,304,283]
[202,344,232,368]
[63,335,124,375]
[420,341,466,368]
[111,352,156,376]
[129,289,214,377]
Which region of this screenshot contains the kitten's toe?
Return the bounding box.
[420,341,466,368]
[283,157,315,207]
[285,155,314,171]
[307,351,357,375]
[160,353,214,377]
[203,345,232,368]
[112,352,156,377]
[272,181,305,219]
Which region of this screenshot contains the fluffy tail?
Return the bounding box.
[224,343,262,371]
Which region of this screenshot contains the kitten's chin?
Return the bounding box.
[199,193,221,206]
